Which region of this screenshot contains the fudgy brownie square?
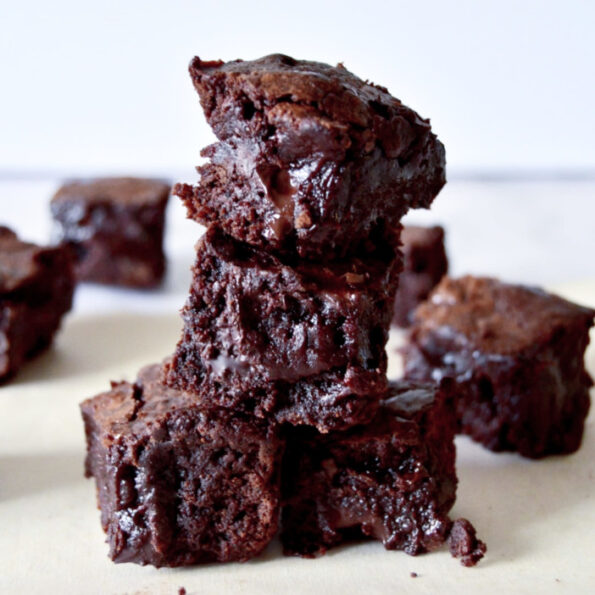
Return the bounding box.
[403,276,594,458]
[51,177,170,287]
[0,226,74,382]
[177,54,445,260]
[164,226,402,432]
[280,380,461,558]
[81,364,284,567]
[392,225,448,327]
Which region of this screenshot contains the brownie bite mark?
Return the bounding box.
[280,380,460,558]
[392,225,448,327]
[164,226,402,432]
[403,276,594,458]
[81,364,284,567]
[0,226,74,382]
[178,54,445,260]
[51,177,170,287]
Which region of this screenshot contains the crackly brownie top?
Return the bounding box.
[0,226,54,294]
[51,177,171,207]
[83,364,275,446]
[189,54,435,160]
[414,276,595,355]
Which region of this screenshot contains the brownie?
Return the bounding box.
[280,380,460,558]
[81,364,284,567]
[392,225,447,327]
[448,518,487,567]
[177,54,445,260]
[164,226,402,432]
[0,226,74,382]
[403,276,595,458]
[51,177,170,287]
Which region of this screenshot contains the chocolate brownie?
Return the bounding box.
[81,364,284,567]
[392,225,447,327]
[177,54,445,260]
[51,177,170,287]
[403,276,594,458]
[0,226,74,382]
[280,380,460,557]
[164,226,401,432]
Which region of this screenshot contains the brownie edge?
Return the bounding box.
[81,364,284,567]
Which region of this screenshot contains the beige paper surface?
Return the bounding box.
[1,284,594,594]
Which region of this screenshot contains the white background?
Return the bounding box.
[1,0,594,177]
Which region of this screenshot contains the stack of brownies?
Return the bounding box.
[81,55,485,567]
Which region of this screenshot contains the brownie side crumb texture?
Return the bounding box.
[51,177,170,287]
[81,364,284,567]
[403,275,595,458]
[164,226,402,432]
[448,518,487,567]
[280,380,458,557]
[392,225,448,327]
[178,54,445,260]
[0,226,75,382]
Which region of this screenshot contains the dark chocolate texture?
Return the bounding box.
[392,225,447,327]
[0,226,74,382]
[164,226,401,432]
[177,54,445,260]
[448,518,487,567]
[51,177,170,287]
[403,276,594,458]
[81,364,284,567]
[280,380,458,557]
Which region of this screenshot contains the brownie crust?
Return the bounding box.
[178,54,445,260]
[165,226,402,432]
[403,276,594,458]
[0,226,74,382]
[51,177,170,287]
[81,364,284,567]
[392,225,447,327]
[280,380,459,557]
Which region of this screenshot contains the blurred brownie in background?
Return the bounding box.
[403,275,594,458]
[51,177,170,287]
[392,225,448,327]
[0,226,74,382]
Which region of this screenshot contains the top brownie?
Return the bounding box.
[179,54,445,259]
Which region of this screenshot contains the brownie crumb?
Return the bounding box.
[178,588,187,595]
[448,518,486,567]
[410,572,418,578]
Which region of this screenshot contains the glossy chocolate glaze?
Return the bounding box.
[81,364,284,567]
